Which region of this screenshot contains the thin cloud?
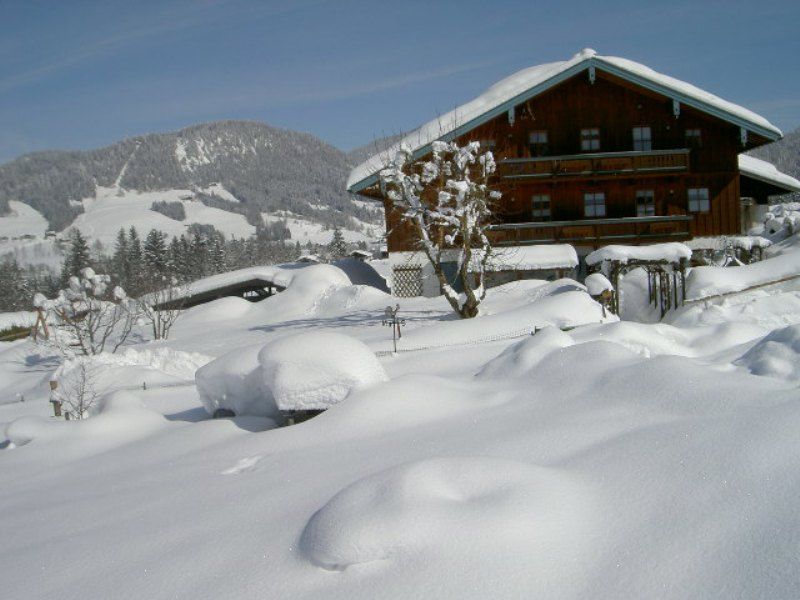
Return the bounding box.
[0,0,326,94]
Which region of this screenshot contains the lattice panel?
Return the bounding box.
[392,266,423,297]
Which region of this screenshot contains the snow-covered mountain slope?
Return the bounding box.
[0,120,385,239]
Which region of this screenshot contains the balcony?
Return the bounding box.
[487,215,693,246]
[498,149,690,181]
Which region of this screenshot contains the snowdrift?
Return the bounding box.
[686,250,800,299]
[259,331,387,411]
[300,457,587,571]
[736,324,800,383]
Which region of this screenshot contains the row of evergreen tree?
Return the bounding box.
[0,223,363,312]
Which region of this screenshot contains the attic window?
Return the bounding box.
[685,129,702,148]
[632,127,652,151]
[528,130,549,156]
[580,128,600,151]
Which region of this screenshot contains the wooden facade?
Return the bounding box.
[362,66,778,253]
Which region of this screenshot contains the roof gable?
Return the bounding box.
[348,49,782,193]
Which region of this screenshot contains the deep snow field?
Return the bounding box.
[2,242,800,598]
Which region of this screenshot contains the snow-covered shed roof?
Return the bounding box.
[586,243,692,267]
[470,244,578,272]
[738,155,800,193]
[348,49,782,193]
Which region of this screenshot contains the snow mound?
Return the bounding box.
[476,327,574,378]
[196,343,278,418]
[735,324,800,383]
[300,457,585,571]
[4,391,165,454]
[258,332,387,411]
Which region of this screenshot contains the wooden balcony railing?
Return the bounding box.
[498,149,690,180]
[487,215,693,246]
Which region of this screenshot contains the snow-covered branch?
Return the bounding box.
[379,141,500,318]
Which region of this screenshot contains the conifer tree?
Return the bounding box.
[328,226,348,259]
[112,228,130,288]
[127,226,144,295]
[0,257,30,312]
[60,229,91,285]
[143,229,168,278]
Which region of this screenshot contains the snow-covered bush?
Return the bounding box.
[764,202,800,238]
[379,141,500,318]
[32,267,137,356]
[258,331,387,412]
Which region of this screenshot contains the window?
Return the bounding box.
[632,127,652,151]
[532,194,551,220]
[584,192,606,217]
[685,129,702,148]
[528,130,548,156]
[688,188,710,213]
[636,190,655,216]
[478,139,496,151]
[581,128,600,151]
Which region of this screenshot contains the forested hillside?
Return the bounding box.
[0,121,381,231]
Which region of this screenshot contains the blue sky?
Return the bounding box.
[1,0,798,163]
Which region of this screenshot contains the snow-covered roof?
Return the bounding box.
[471,244,578,272]
[738,155,800,193]
[586,243,692,266]
[348,49,782,193]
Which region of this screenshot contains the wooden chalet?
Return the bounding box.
[347,49,800,297]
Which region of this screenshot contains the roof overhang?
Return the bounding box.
[348,52,783,194]
[738,155,800,194]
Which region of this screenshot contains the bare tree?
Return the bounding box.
[136,276,186,341]
[379,141,500,318]
[33,268,137,356]
[55,358,101,420]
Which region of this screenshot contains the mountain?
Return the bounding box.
[0,120,383,233]
[750,126,800,195]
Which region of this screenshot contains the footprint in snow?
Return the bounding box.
[222,455,263,475]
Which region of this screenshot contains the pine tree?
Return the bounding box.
[143,229,168,277]
[127,226,144,295]
[190,232,209,277]
[60,228,91,285]
[0,257,30,312]
[209,232,227,273]
[328,226,348,259]
[112,228,130,288]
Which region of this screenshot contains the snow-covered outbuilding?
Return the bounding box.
[347,48,799,297]
[586,243,691,316]
[474,244,578,288]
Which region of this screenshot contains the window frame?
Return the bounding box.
[632,126,653,152]
[528,130,549,156]
[583,191,606,218]
[531,194,551,220]
[685,128,702,148]
[635,189,655,217]
[687,187,710,213]
[580,128,600,151]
